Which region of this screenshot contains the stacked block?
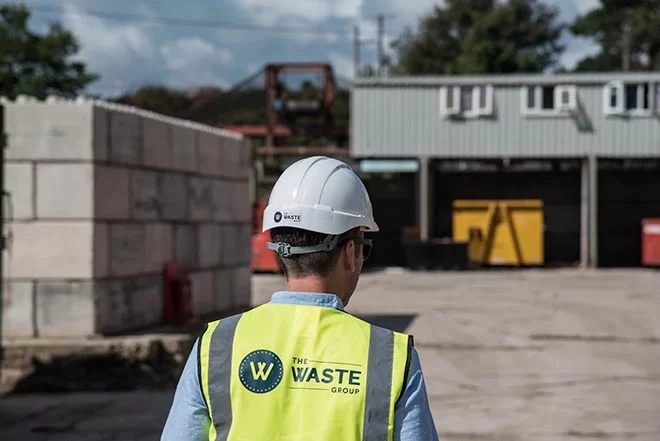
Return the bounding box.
[2,97,252,337]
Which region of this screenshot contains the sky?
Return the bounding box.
[17,0,602,97]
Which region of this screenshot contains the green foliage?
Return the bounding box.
[571,0,660,71]
[0,4,98,99]
[391,0,564,74]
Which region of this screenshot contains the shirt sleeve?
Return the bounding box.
[161,338,212,441]
[394,346,439,441]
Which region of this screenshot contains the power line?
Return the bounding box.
[25,3,359,39]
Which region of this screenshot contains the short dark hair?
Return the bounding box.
[270,227,360,278]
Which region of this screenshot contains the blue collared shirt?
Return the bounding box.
[161,292,439,441]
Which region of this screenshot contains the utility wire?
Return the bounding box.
[25,3,365,39]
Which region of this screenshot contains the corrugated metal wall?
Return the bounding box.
[352,82,660,158]
[361,173,417,268]
[432,169,582,265]
[598,168,660,267]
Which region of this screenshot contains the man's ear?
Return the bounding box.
[342,239,357,273]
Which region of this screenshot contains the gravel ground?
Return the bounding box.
[1,268,659,440]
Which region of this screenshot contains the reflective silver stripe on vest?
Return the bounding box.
[208,314,242,441]
[363,325,395,441]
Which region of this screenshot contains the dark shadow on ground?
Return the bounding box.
[354,314,417,333]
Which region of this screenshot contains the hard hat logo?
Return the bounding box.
[274,212,282,223]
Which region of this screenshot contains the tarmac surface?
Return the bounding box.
[1,268,659,440]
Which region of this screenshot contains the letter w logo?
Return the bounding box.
[250,361,274,381]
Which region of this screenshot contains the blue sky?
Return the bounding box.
[18,0,601,97]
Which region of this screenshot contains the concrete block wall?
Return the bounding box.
[2,96,252,338]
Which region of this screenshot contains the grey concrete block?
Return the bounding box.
[211,180,231,222]
[160,174,187,221]
[2,281,35,337]
[131,170,161,220]
[143,118,171,169]
[234,181,251,222]
[188,177,212,221]
[219,225,235,266]
[197,132,221,176]
[36,280,95,337]
[171,126,197,172]
[94,165,130,219]
[145,224,173,273]
[237,139,252,179]
[94,276,162,334]
[198,224,221,268]
[232,266,252,308]
[4,222,94,279]
[214,269,233,311]
[5,163,34,220]
[93,106,109,162]
[190,271,214,316]
[109,111,142,165]
[220,138,240,178]
[36,163,94,219]
[236,223,252,265]
[5,102,94,160]
[93,223,110,278]
[174,225,198,269]
[110,224,145,276]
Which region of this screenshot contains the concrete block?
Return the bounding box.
[109,224,145,276]
[37,163,94,218]
[93,223,110,278]
[236,223,252,265]
[232,266,251,308]
[219,225,235,266]
[237,139,251,179]
[145,224,173,273]
[199,224,221,268]
[143,118,171,169]
[221,138,240,178]
[2,281,35,337]
[131,170,161,220]
[190,271,214,316]
[94,165,130,219]
[214,268,234,311]
[160,174,187,221]
[36,280,95,337]
[95,277,162,334]
[234,181,251,222]
[188,177,212,221]
[174,225,198,269]
[172,126,197,172]
[211,180,231,222]
[5,163,34,219]
[5,102,94,160]
[109,111,142,165]
[4,222,94,279]
[197,132,221,176]
[92,106,110,162]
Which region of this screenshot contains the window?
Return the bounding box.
[603,81,655,115]
[521,85,577,116]
[439,85,493,118]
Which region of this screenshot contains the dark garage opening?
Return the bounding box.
[432,164,582,266]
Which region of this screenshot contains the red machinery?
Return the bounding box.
[642,218,660,267]
[251,202,282,273]
[163,262,197,324]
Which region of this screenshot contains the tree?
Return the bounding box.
[570,0,660,71]
[390,0,564,75]
[0,4,98,99]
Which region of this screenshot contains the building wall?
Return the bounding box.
[2,98,252,337]
[351,74,660,158]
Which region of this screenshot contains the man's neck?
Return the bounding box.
[285,277,347,304]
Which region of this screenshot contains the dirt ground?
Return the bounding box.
[1,268,659,440]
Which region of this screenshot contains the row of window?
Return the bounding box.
[438,81,659,118]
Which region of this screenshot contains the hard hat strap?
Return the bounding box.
[267,234,340,258]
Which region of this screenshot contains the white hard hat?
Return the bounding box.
[262,156,379,237]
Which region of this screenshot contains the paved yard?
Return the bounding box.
[2,268,659,440]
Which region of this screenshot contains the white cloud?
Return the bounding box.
[234,0,363,25]
[159,37,232,88]
[329,52,355,79]
[560,37,600,70]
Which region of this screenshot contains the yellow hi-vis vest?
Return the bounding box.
[198,302,413,441]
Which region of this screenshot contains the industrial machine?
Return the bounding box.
[453,200,544,267]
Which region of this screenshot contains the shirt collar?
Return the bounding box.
[269,291,345,310]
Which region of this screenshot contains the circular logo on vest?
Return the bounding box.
[239,350,283,394]
[274,211,282,223]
